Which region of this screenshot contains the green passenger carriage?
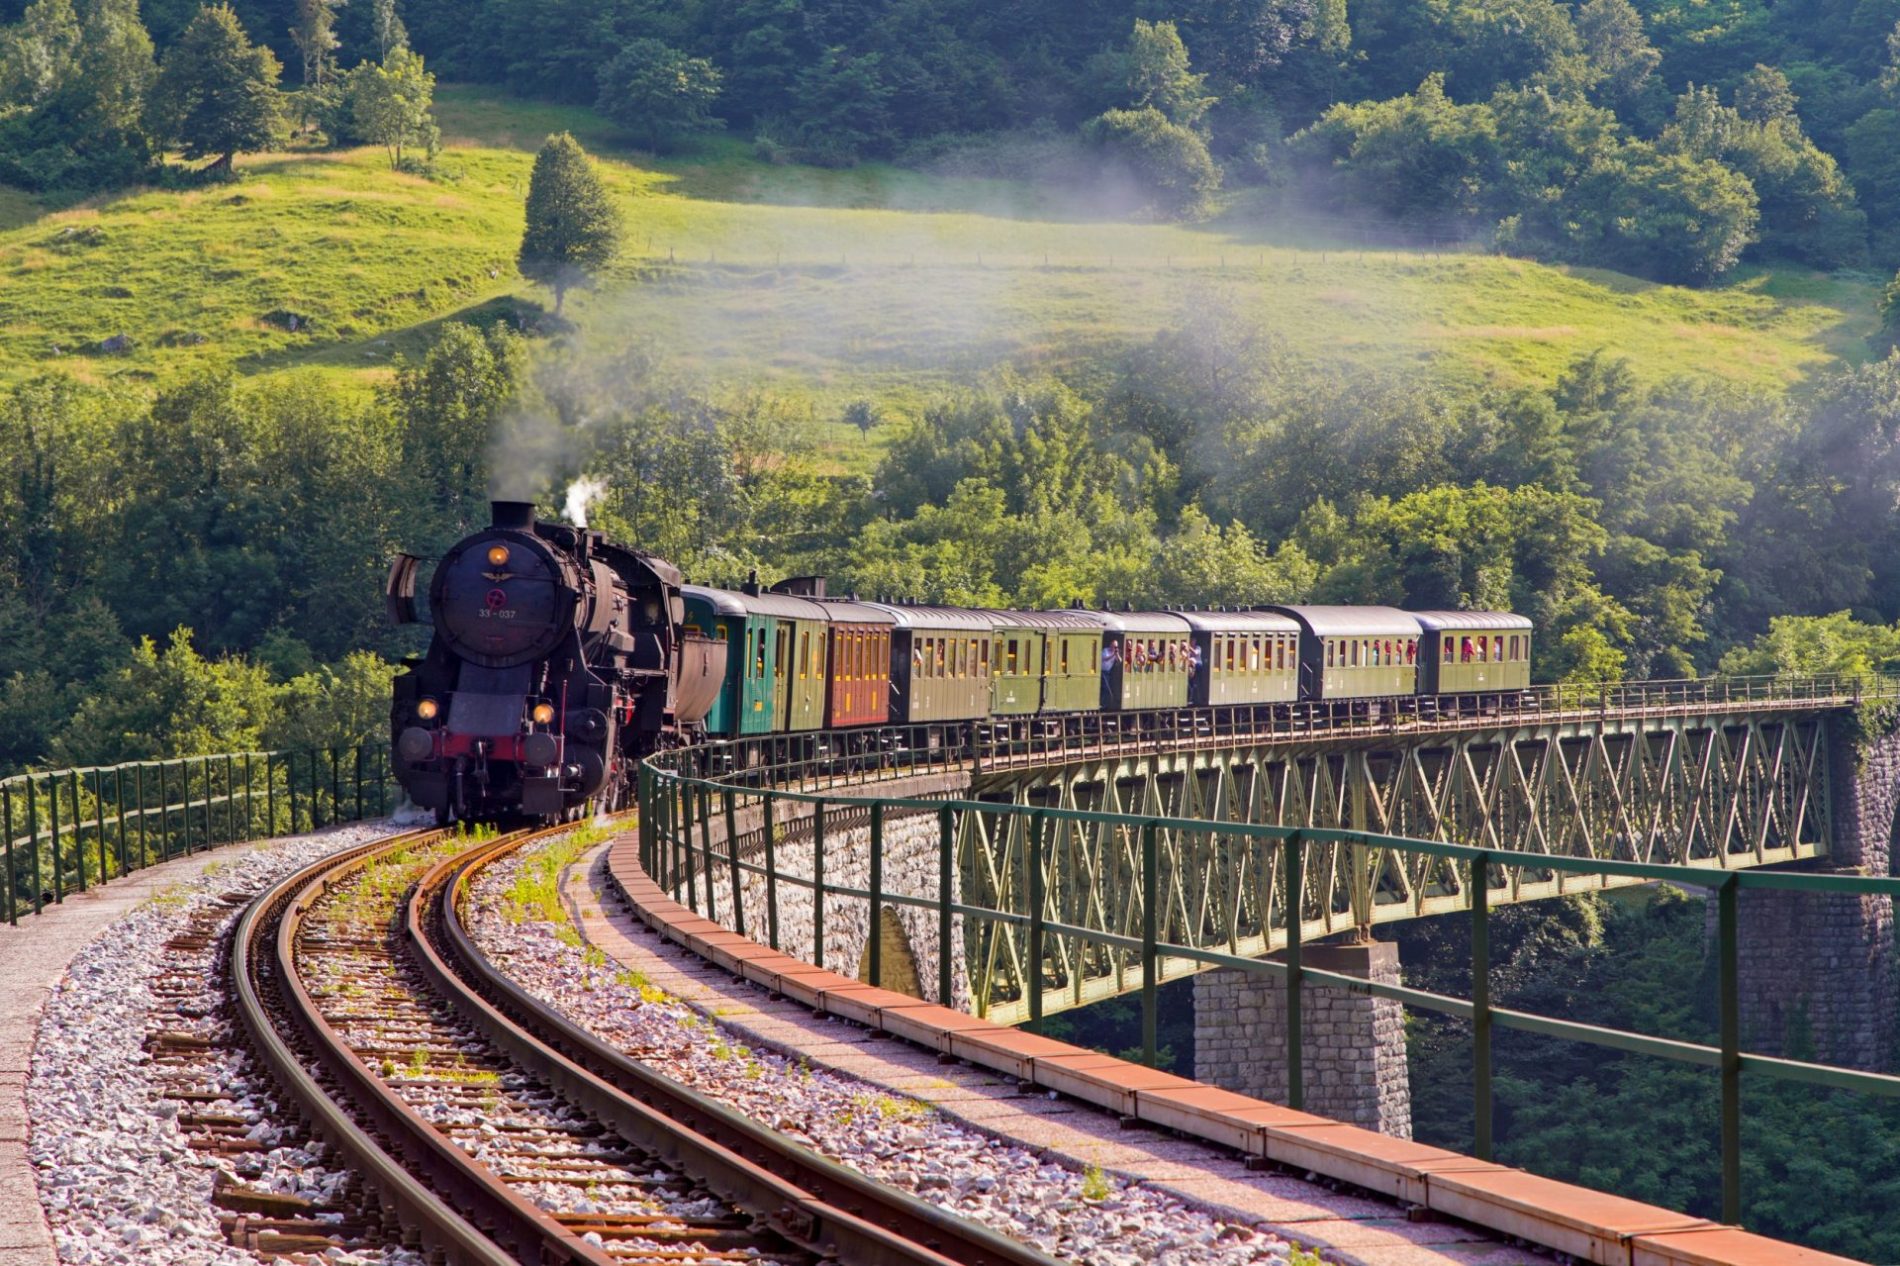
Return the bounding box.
[1067,611,1195,711]
[988,611,1102,715]
[869,604,995,724]
[1266,606,1422,702]
[1182,610,1301,706]
[682,584,828,736]
[1413,611,1533,696]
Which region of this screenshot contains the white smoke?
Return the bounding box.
[564,476,608,527]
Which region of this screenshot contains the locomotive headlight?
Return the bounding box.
[486,544,510,567]
[531,702,555,725]
[416,697,439,720]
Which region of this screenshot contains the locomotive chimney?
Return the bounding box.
[491,500,535,530]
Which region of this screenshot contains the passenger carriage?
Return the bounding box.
[1182,610,1301,708]
[682,585,828,737]
[1264,606,1422,715]
[1413,610,1533,713]
[863,604,995,730]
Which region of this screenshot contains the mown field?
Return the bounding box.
[0,86,1880,457]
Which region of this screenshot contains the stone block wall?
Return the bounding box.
[1194,940,1412,1137]
[1735,713,1898,1071]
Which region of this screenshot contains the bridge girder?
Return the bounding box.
[959,709,1833,1025]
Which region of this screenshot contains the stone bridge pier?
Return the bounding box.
[1737,713,1898,1071]
[1194,940,1412,1138]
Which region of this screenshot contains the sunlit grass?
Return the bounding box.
[0,84,1876,473]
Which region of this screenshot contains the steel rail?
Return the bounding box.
[416,829,1065,1266]
[233,824,620,1266]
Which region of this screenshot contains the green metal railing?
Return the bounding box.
[1,743,393,926]
[638,715,1900,1229]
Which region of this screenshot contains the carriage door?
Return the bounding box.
[773,622,794,729]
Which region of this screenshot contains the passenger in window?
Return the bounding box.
[1461,637,1474,663]
[1494,636,1505,662]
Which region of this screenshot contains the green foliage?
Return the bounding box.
[145,3,284,170]
[346,44,439,168]
[594,38,721,151]
[0,0,154,190]
[1716,611,1900,677]
[52,627,276,764]
[517,130,620,313]
[1092,19,1215,127]
[1082,107,1221,220]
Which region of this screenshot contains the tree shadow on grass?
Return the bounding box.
[234,292,571,374]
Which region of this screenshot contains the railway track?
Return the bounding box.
[230,821,1063,1266]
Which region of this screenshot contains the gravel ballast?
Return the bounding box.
[25,823,417,1266]
[468,834,1313,1266]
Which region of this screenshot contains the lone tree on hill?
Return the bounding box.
[145,4,283,173]
[351,45,438,168]
[517,131,620,316]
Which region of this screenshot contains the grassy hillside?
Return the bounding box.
[0,87,1878,440]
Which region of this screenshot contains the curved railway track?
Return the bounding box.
[231,822,1064,1266]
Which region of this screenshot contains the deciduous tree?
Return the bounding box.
[145,3,283,172]
[593,38,721,150]
[517,131,620,315]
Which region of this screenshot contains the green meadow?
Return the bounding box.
[0,85,1877,449]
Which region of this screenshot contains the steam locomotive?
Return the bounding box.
[388,501,1534,824]
[386,500,724,823]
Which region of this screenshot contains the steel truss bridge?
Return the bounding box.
[648,675,1879,1028]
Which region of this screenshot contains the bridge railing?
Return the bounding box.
[639,695,1900,1229]
[0,743,393,926]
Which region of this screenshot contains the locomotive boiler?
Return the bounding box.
[386,500,724,823]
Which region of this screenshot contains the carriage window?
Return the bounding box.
[1494,635,1505,662]
[756,629,767,677]
[1406,639,1417,665]
[798,630,809,679]
[1477,637,1489,662]
[1460,636,1473,663]
[1325,640,1334,668]
[979,640,990,675]
[1443,635,1454,659]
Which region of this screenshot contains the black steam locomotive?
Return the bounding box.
[386,500,724,823]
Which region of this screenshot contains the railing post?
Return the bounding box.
[114,767,128,875]
[93,770,108,881]
[725,788,745,938]
[809,799,823,967]
[312,749,323,829]
[1718,876,1741,1224]
[135,764,147,867]
[676,779,691,908]
[201,757,214,847]
[869,801,885,989]
[67,771,83,890]
[155,762,169,860]
[288,752,301,836]
[699,786,717,923]
[28,779,44,910]
[762,792,780,951]
[938,804,954,1007]
[1141,819,1158,1067]
[50,772,64,899]
[354,746,364,823]
[244,753,255,838]
[1472,852,1493,1161]
[224,753,236,843]
[2,784,14,925]
[1285,831,1303,1109]
[266,752,278,837]
[1028,811,1046,1032]
[329,747,341,827]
